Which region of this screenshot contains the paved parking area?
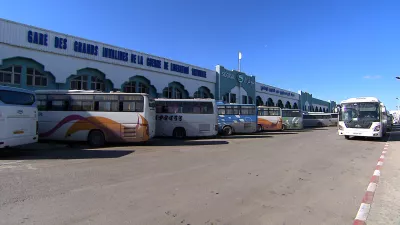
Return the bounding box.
[0,127,388,225]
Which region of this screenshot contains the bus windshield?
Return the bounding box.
[340,102,380,123]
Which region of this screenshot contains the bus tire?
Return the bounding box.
[345,135,350,140]
[317,122,323,127]
[88,130,106,147]
[257,124,263,132]
[223,126,233,136]
[173,127,186,139]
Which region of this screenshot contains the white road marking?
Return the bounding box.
[367,182,377,192]
[355,203,371,221]
[373,170,381,176]
[380,155,385,159]
[377,161,383,166]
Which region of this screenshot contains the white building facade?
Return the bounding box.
[0,19,216,98]
[255,82,300,109]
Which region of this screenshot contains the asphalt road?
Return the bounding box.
[0,127,387,225]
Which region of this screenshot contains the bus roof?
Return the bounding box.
[0,85,35,94]
[257,106,281,109]
[35,90,149,96]
[216,102,256,106]
[155,98,215,102]
[341,97,380,104]
[282,108,301,111]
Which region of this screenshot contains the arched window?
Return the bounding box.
[91,76,104,91]
[293,103,298,109]
[123,81,136,93]
[285,101,291,109]
[163,87,173,98]
[267,98,274,106]
[0,65,22,85]
[319,107,322,112]
[70,75,88,90]
[277,100,284,108]
[138,82,148,93]
[27,68,48,87]
[175,89,182,99]
[256,96,263,106]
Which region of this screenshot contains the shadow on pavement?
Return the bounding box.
[0,148,134,160]
[259,132,298,135]
[219,135,273,139]
[144,139,229,146]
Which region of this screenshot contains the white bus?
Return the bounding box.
[0,86,38,148]
[330,113,339,126]
[302,112,333,127]
[155,98,218,138]
[338,97,387,140]
[36,90,155,147]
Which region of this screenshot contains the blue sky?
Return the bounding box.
[1,0,400,109]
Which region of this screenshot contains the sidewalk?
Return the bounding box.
[366,127,400,225]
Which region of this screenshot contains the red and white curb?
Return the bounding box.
[353,141,390,225]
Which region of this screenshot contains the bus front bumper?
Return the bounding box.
[338,130,381,137]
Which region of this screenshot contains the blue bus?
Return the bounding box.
[217,102,257,135]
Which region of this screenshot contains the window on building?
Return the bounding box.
[248,96,253,104]
[175,89,182,99]
[91,76,104,91]
[138,82,148,94]
[123,81,136,93]
[163,87,173,98]
[70,75,88,90]
[230,93,236,103]
[26,68,47,87]
[0,65,22,85]
[242,95,247,104]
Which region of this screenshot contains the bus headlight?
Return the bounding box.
[338,125,344,130]
[373,125,381,131]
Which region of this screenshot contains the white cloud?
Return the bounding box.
[363,75,382,79]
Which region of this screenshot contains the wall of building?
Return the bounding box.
[255,83,299,108]
[0,18,338,106]
[215,65,256,104]
[0,19,216,98]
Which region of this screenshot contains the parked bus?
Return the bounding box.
[36,90,155,147]
[155,98,218,138]
[387,114,393,131]
[338,97,388,140]
[217,102,257,135]
[330,113,339,126]
[282,109,303,130]
[302,112,333,127]
[257,106,283,131]
[0,86,38,148]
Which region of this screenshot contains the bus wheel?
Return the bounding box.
[317,122,323,127]
[223,126,233,136]
[173,127,186,139]
[345,135,350,140]
[88,130,105,147]
[257,124,263,132]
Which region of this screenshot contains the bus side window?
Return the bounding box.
[226,106,233,115]
[218,106,226,115]
[240,106,248,115]
[192,102,201,114]
[182,102,193,113]
[201,102,213,114]
[233,106,239,115]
